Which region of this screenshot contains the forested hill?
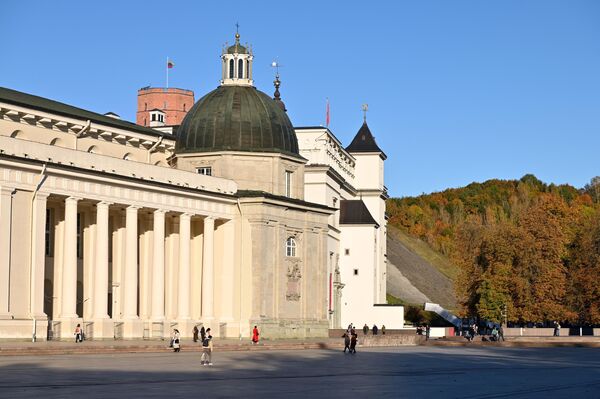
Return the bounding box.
[386,175,600,324]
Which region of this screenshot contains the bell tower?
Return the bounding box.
[221,29,254,87]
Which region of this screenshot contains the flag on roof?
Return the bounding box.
[167,60,175,69]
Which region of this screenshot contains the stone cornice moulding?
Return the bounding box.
[0,161,236,220]
[0,102,176,153]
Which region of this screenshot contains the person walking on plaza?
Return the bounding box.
[252,325,260,345]
[426,324,431,341]
[342,331,351,353]
[200,326,206,342]
[192,325,199,343]
[498,325,505,341]
[350,332,358,354]
[553,321,561,337]
[372,324,378,335]
[363,324,369,335]
[172,329,181,352]
[381,325,386,335]
[201,328,213,366]
[74,324,83,343]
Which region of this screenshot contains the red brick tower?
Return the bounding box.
[136,87,195,127]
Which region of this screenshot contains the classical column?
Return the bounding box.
[93,201,111,319]
[61,196,79,319]
[31,191,49,319]
[0,186,14,319]
[202,217,215,319]
[151,210,166,320]
[178,213,191,320]
[123,206,139,319]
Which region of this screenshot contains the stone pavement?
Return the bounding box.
[0,346,599,398]
[0,338,342,356]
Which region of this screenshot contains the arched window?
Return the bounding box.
[246,59,250,78]
[238,59,244,79]
[229,59,234,79]
[183,103,186,112]
[286,237,297,257]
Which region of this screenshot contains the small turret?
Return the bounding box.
[220,28,254,87]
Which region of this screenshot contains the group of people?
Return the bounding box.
[171,326,213,365]
[416,324,431,340]
[463,323,505,342]
[170,325,261,365]
[342,324,358,354]
[361,323,386,335]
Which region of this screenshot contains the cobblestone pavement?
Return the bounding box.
[0,346,599,398]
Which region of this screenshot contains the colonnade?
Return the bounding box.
[36,193,224,340]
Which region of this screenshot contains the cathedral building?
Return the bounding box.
[0,32,402,341]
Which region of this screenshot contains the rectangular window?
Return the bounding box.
[151,114,156,121]
[353,269,359,276]
[196,167,212,176]
[285,171,292,197]
[45,208,53,256]
[345,249,350,255]
[77,213,83,259]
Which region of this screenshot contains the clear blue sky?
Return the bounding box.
[2,1,599,197]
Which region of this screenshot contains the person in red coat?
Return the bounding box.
[252,326,260,345]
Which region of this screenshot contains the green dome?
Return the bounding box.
[175,85,300,157]
[227,43,248,54]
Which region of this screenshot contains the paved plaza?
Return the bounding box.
[0,346,599,398]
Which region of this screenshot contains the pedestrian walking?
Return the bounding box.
[381,325,386,335]
[252,325,260,345]
[363,324,369,335]
[74,324,83,343]
[200,326,206,342]
[372,324,378,335]
[342,331,351,353]
[498,325,505,341]
[350,333,357,354]
[426,324,431,341]
[193,325,199,343]
[201,328,213,366]
[172,329,181,352]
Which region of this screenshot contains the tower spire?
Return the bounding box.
[271,61,286,112]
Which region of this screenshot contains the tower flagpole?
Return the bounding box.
[166,56,169,88]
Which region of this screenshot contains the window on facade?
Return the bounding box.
[286,237,297,257]
[246,60,250,78]
[144,103,147,111]
[238,59,244,78]
[353,269,359,276]
[77,213,83,259]
[285,171,292,197]
[45,208,53,256]
[196,167,212,176]
[229,59,234,78]
[151,114,156,122]
[183,103,186,112]
[345,248,350,255]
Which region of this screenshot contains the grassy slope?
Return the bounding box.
[387,225,458,281]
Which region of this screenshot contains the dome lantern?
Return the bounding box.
[221,29,253,87]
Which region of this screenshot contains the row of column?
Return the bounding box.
[61,197,216,323]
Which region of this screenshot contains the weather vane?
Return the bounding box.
[271,60,283,78]
[362,103,368,122]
